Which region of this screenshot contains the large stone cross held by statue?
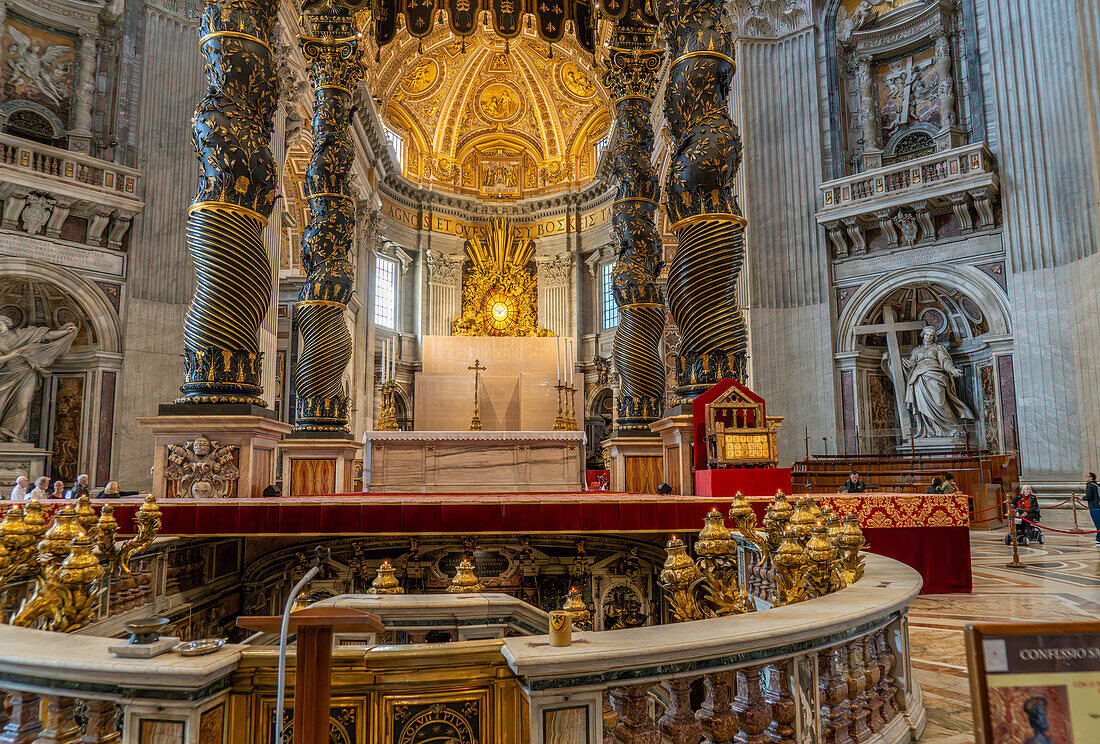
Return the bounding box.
[853,305,927,439]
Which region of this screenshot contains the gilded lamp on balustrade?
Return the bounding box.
[660,491,868,616]
[0,495,162,633]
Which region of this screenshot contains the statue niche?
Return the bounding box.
[0,316,78,442]
[450,217,551,338]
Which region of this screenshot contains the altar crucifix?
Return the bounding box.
[853,305,927,439]
[468,358,486,431]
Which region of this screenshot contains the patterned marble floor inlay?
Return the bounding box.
[910,513,1100,742]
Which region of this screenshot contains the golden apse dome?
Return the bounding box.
[366,24,611,201]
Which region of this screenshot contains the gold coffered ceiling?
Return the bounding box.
[368,25,611,201]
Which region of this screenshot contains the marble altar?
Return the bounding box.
[363,430,585,493]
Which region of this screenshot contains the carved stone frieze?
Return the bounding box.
[165,435,240,498]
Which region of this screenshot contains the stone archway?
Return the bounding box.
[834,266,1014,455]
[0,259,122,485]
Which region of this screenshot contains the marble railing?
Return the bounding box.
[0,132,144,249]
[0,556,923,744]
[504,554,925,744]
[816,142,998,258]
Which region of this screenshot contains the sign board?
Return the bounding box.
[965,622,1100,744]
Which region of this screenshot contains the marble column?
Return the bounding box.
[68,30,97,154]
[290,6,364,434]
[605,11,665,431]
[984,0,1100,491]
[176,0,279,407]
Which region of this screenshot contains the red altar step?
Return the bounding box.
[82,490,971,594]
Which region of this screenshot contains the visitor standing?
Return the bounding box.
[1085,473,1100,546]
[940,473,958,493]
[51,480,64,498]
[66,473,89,499]
[9,475,28,501]
[29,476,49,500]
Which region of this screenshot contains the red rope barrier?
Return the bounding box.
[1017,516,1100,535]
[970,502,1005,516]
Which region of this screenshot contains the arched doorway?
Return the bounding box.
[0,262,122,485]
[835,267,1013,455]
[585,386,614,467]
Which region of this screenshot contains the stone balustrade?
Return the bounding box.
[0,132,144,249]
[816,142,998,258]
[0,556,923,744]
[504,554,925,744]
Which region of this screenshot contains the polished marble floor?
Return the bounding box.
[910,509,1100,743]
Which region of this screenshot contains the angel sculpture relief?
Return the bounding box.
[165,434,240,498]
[5,26,71,107]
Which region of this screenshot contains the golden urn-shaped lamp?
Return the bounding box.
[74,495,99,537]
[562,586,591,630]
[787,497,817,546]
[0,505,38,580]
[659,536,705,621]
[695,509,733,558]
[772,526,810,606]
[762,491,794,550]
[837,514,867,586]
[804,524,838,596]
[38,506,85,573]
[23,500,48,543]
[447,557,484,593]
[368,560,404,595]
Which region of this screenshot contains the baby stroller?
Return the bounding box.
[1005,504,1044,546]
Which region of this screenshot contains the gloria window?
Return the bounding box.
[601,262,619,329]
[375,256,397,329]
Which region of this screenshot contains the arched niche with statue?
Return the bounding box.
[835,265,1014,455]
[0,260,122,486]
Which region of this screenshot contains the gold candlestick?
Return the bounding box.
[468,358,486,431]
[553,384,568,430]
[376,381,398,431]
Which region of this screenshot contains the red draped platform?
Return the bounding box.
[70,489,971,594]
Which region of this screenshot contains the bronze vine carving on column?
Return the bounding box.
[605,8,666,432]
[178,0,279,405]
[292,7,364,434]
[662,0,749,398]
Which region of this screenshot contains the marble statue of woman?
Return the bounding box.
[0,316,78,442]
[884,326,974,438]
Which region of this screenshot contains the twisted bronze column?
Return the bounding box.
[662,0,748,399]
[605,13,665,431]
[291,8,363,434]
[177,0,279,405]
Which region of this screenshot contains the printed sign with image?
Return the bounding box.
[965,622,1100,744]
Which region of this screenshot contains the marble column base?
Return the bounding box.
[279,438,361,497]
[137,415,291,498]
[649,414,695,495]
[604,435,663,494]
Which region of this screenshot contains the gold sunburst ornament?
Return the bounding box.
[451,217,552,337]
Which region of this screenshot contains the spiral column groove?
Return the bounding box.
[177,0,279,405]
[291,8,364,434]
[605,12,666,432]
[662,0,749,399]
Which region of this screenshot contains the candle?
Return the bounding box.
[556,337,561,384]
[381,338,388,384]
[566,339,572,387]
[391,337,397,382]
